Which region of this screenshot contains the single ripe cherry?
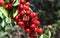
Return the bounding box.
[34,28,38,32]
[0,0,5,5]
[4,4,9,10]
[19,4,24,9]
[30,24,36,29]
[20,11,25,16]
[33,20,40,26]
[33,12,37,17]
[37,28,43,34]
[8,4,13,9]
[17,21,24,26]
[30,12,37,18]
[25,29,30,33]
[31,17,38,22]
[9,0,14,3]
[26,10,31,15]
[20,0,25,4]
[22,18,28,22]
[25,2,30,6]
[24,6,29,10]
[14,14,20,21]
[18,19,21,22]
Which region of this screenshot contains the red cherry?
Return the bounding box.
[22,18,28,22]
[31,17,38,22]
[37,28,43,34]
[33,12,37,17]
[18,19,21,22]
[30,24,36,29]
[9,0,14,3]
[15,16,19,21]
[19,4,24,9]
[20,11,25,16]
[4,4,9,10]
[8,4,13,9]
[30,13,37,18]
[34,20,40,26]
[24,6,29,10]
[25,29,30,33]
[20,0,25,4]
[15,14,20,21]
[0,0,5,5]
[26,10,31,15]
[17,21,24,26]
[25,2,30,6]
[34,28,38,32]
[29,13,34,18]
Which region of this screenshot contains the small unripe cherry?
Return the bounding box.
[25,29,30,33]
[20,0,25,4]
[25,2,30,6]
[26,10,31,15]
[37,28,43,34]
[30,24,36,29]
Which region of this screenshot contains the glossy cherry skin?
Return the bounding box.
[30,12,37,18]
[31,17,38,22]
[4,4,9,10]
[17,21,24,26]
[33,20,40,26]
[30,24,36,29]
[26,10,31,15]
[20,0,25,4]
[0,0,5,5]
[20,11,25,16]
[25,2,30,6]
[25,29,30,33]
[37,28,43,34]
[19,4,24,9]
[24,6,29,10]
[22,18,28,22]
[9,0,14,3]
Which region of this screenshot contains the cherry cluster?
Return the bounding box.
[14,0,43,38]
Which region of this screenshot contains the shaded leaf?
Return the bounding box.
[0,6,8,17]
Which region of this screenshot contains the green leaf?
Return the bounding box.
[0,11,3,18]
[1,20,6,27]
[13,0,19,6]
[13,10,18,17]
[5,17,11,23]
[0,6,8,17]
[40,34,49,38]
[49,31,51,38]
[56,20,60,25]
[5,0,10,3]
